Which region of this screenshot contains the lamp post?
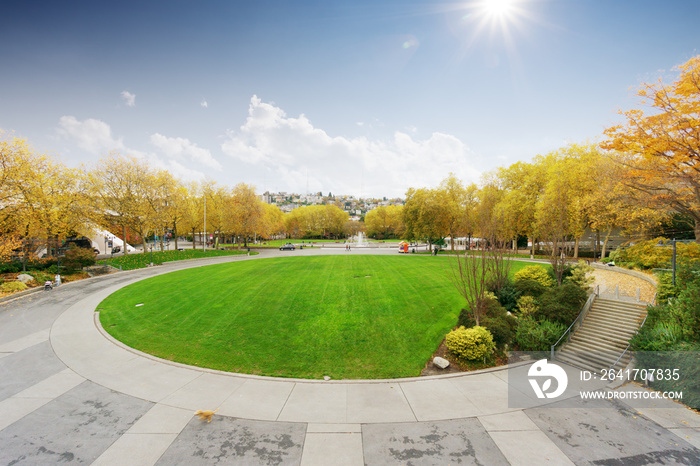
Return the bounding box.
[671,239,677,286]
[657,239,677,286]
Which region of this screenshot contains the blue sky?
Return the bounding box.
[1,0,699,197]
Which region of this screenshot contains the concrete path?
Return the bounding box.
[1,249,699,465]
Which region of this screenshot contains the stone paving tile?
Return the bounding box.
[362,418,509,465]
[489,431,574,465]
[300,432,363,466]
[218,378,295,421]
[0,380,153,465]
[526,397,700,465]
[0,340,66,402]
[156,416,306,465]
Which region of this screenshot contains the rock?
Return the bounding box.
[433,357,450,369]
[323,376,331,381]
[17,274,35,284]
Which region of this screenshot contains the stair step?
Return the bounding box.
[569,334,628,352]
[583,314,642,328]
[595,300,648,312]
[590,309,646,321]
[592,308,647,317]
[575,324,637,341]
[554,296,646,372]
[557,348,630,372]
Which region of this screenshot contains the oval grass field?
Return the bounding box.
[98,255,532,379]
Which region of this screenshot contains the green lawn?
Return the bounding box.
[98,255,536,379]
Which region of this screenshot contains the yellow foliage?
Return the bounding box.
[445,325,495,361]
[602,55,700,242]
[514,265,554,288]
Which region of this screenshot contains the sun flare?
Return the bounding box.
[482,0,516,17]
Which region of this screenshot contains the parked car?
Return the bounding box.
[280,243,295,251]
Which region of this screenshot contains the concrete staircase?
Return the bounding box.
[555,298,648,373]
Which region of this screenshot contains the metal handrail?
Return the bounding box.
[550,285,599,360]
[607,292,656,371]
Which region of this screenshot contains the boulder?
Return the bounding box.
[433,357,450,369]
[17,274,35,284]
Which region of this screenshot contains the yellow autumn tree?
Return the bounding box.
[365,204,404,239]
[602,55,700,242]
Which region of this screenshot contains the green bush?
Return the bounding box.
[62,244,96,272]
[514,265,555,288]
[1,281,28,293]
[513,278,547,298]
[0,262,21,274]
[445,326,496,361]
[494,282,521,312]
[549,262,573,284]
[516,295,538,316]
[514,318,566,351]
[457,296,508,328]
[535,283,588,326]
[565,261,594,288]
[29,271,52,285]
[481,315,516,350]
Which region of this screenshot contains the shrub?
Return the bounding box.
[1,281,28,293]
[631,321,684,351]
[62,244,97,272]
[494,282,521,312]
[565,261,594,288]
[29,271,52,284]
[481,315,516,350]
[0,262,21,274]
[513,278,547,298]
[457,295,508,328]
[514,318,566,351]
[445,326,496,361]
[535,283,588,326]
[516,295,538,316]
[549,262,573,284]
[514,265,554,288]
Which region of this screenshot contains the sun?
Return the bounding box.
[482,0,516,18]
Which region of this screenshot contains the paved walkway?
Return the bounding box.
[1,249,699,465]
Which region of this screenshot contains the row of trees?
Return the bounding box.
[0,142,291,256]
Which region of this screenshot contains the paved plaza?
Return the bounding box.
[1,249,699,465]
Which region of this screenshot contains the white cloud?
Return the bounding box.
[121,91,136,107]
[150,133,222,171]
[56,116,125,153]
[55,117,211,181]
[200,99,208,108]
[221,96,480,197]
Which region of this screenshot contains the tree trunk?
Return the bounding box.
[173,222,178,250]
[192,228,197,249]
[573,237,580,259]
[601,228,612,260]
[123,224,128,255]
[530,236,535,259]
[695,216,700,243]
